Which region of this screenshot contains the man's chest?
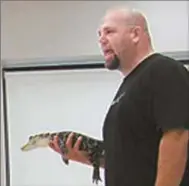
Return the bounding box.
[102,78,154,142]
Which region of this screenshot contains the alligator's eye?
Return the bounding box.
[29,136,33,140]
[43,133,49,138]
[38,134,43,138]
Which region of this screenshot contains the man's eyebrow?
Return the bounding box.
[98,26,113,33]
[97,25,115,36]
[102,26,113,30]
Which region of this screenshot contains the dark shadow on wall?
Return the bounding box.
[2,70,10,186]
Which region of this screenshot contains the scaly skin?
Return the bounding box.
[21,131,105,184]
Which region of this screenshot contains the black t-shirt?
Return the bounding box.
[103,53,189,186]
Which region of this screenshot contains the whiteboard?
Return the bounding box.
[4,68,122,186]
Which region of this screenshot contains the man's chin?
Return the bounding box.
[104,55,120,70]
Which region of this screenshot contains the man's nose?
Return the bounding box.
[98,34,107,45]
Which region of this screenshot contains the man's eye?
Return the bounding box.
[106,30,115,34]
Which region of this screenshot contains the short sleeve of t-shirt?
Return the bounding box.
[152,57,189,132]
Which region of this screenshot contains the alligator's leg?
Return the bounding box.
[61,155,69,165]
[89,151,102,184]
[58,137,69,165]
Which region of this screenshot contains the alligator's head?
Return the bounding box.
[21,133,52,151]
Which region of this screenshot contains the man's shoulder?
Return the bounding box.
[149,53,182,68]
[147,53,189,89]
[148,53,188,76]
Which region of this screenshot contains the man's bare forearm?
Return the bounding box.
[155,129,188,186]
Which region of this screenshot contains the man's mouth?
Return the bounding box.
[104,49,114,56]
[104,50,115,63]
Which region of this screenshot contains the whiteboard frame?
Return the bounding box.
[2,51,189,70]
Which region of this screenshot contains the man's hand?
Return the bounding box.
[155,129,189,186]
[49,133,91,165]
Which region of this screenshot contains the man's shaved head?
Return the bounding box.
[98,6,154,74]
[104,7,149,33]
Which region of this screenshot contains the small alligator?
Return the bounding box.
[21,131,105,184]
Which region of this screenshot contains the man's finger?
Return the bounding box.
[53,136,60,150]
[49,136,59,151]
[49,137,56,148]
[49,142,54,148]
[73,136,82,151]
[66,132,74,149]
[49,141,59,153]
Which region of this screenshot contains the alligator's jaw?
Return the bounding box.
[21,144,31,151]
[21,143,39,151]
[21,138,50,151]
[20,132,59,152]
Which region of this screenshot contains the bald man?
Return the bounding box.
[50,7,189,186]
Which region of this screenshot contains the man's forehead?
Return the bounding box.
[98,12,126,32]
[99,20,116,30]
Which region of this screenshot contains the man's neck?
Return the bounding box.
[120,49,155,77]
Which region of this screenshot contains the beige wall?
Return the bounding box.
[1,1,189,63]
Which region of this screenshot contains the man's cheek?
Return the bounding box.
[111,44,119,56]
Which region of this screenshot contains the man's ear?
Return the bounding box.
[131,26,140,44]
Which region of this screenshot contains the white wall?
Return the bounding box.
[4,69,122,186]
[1,1,189,62]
